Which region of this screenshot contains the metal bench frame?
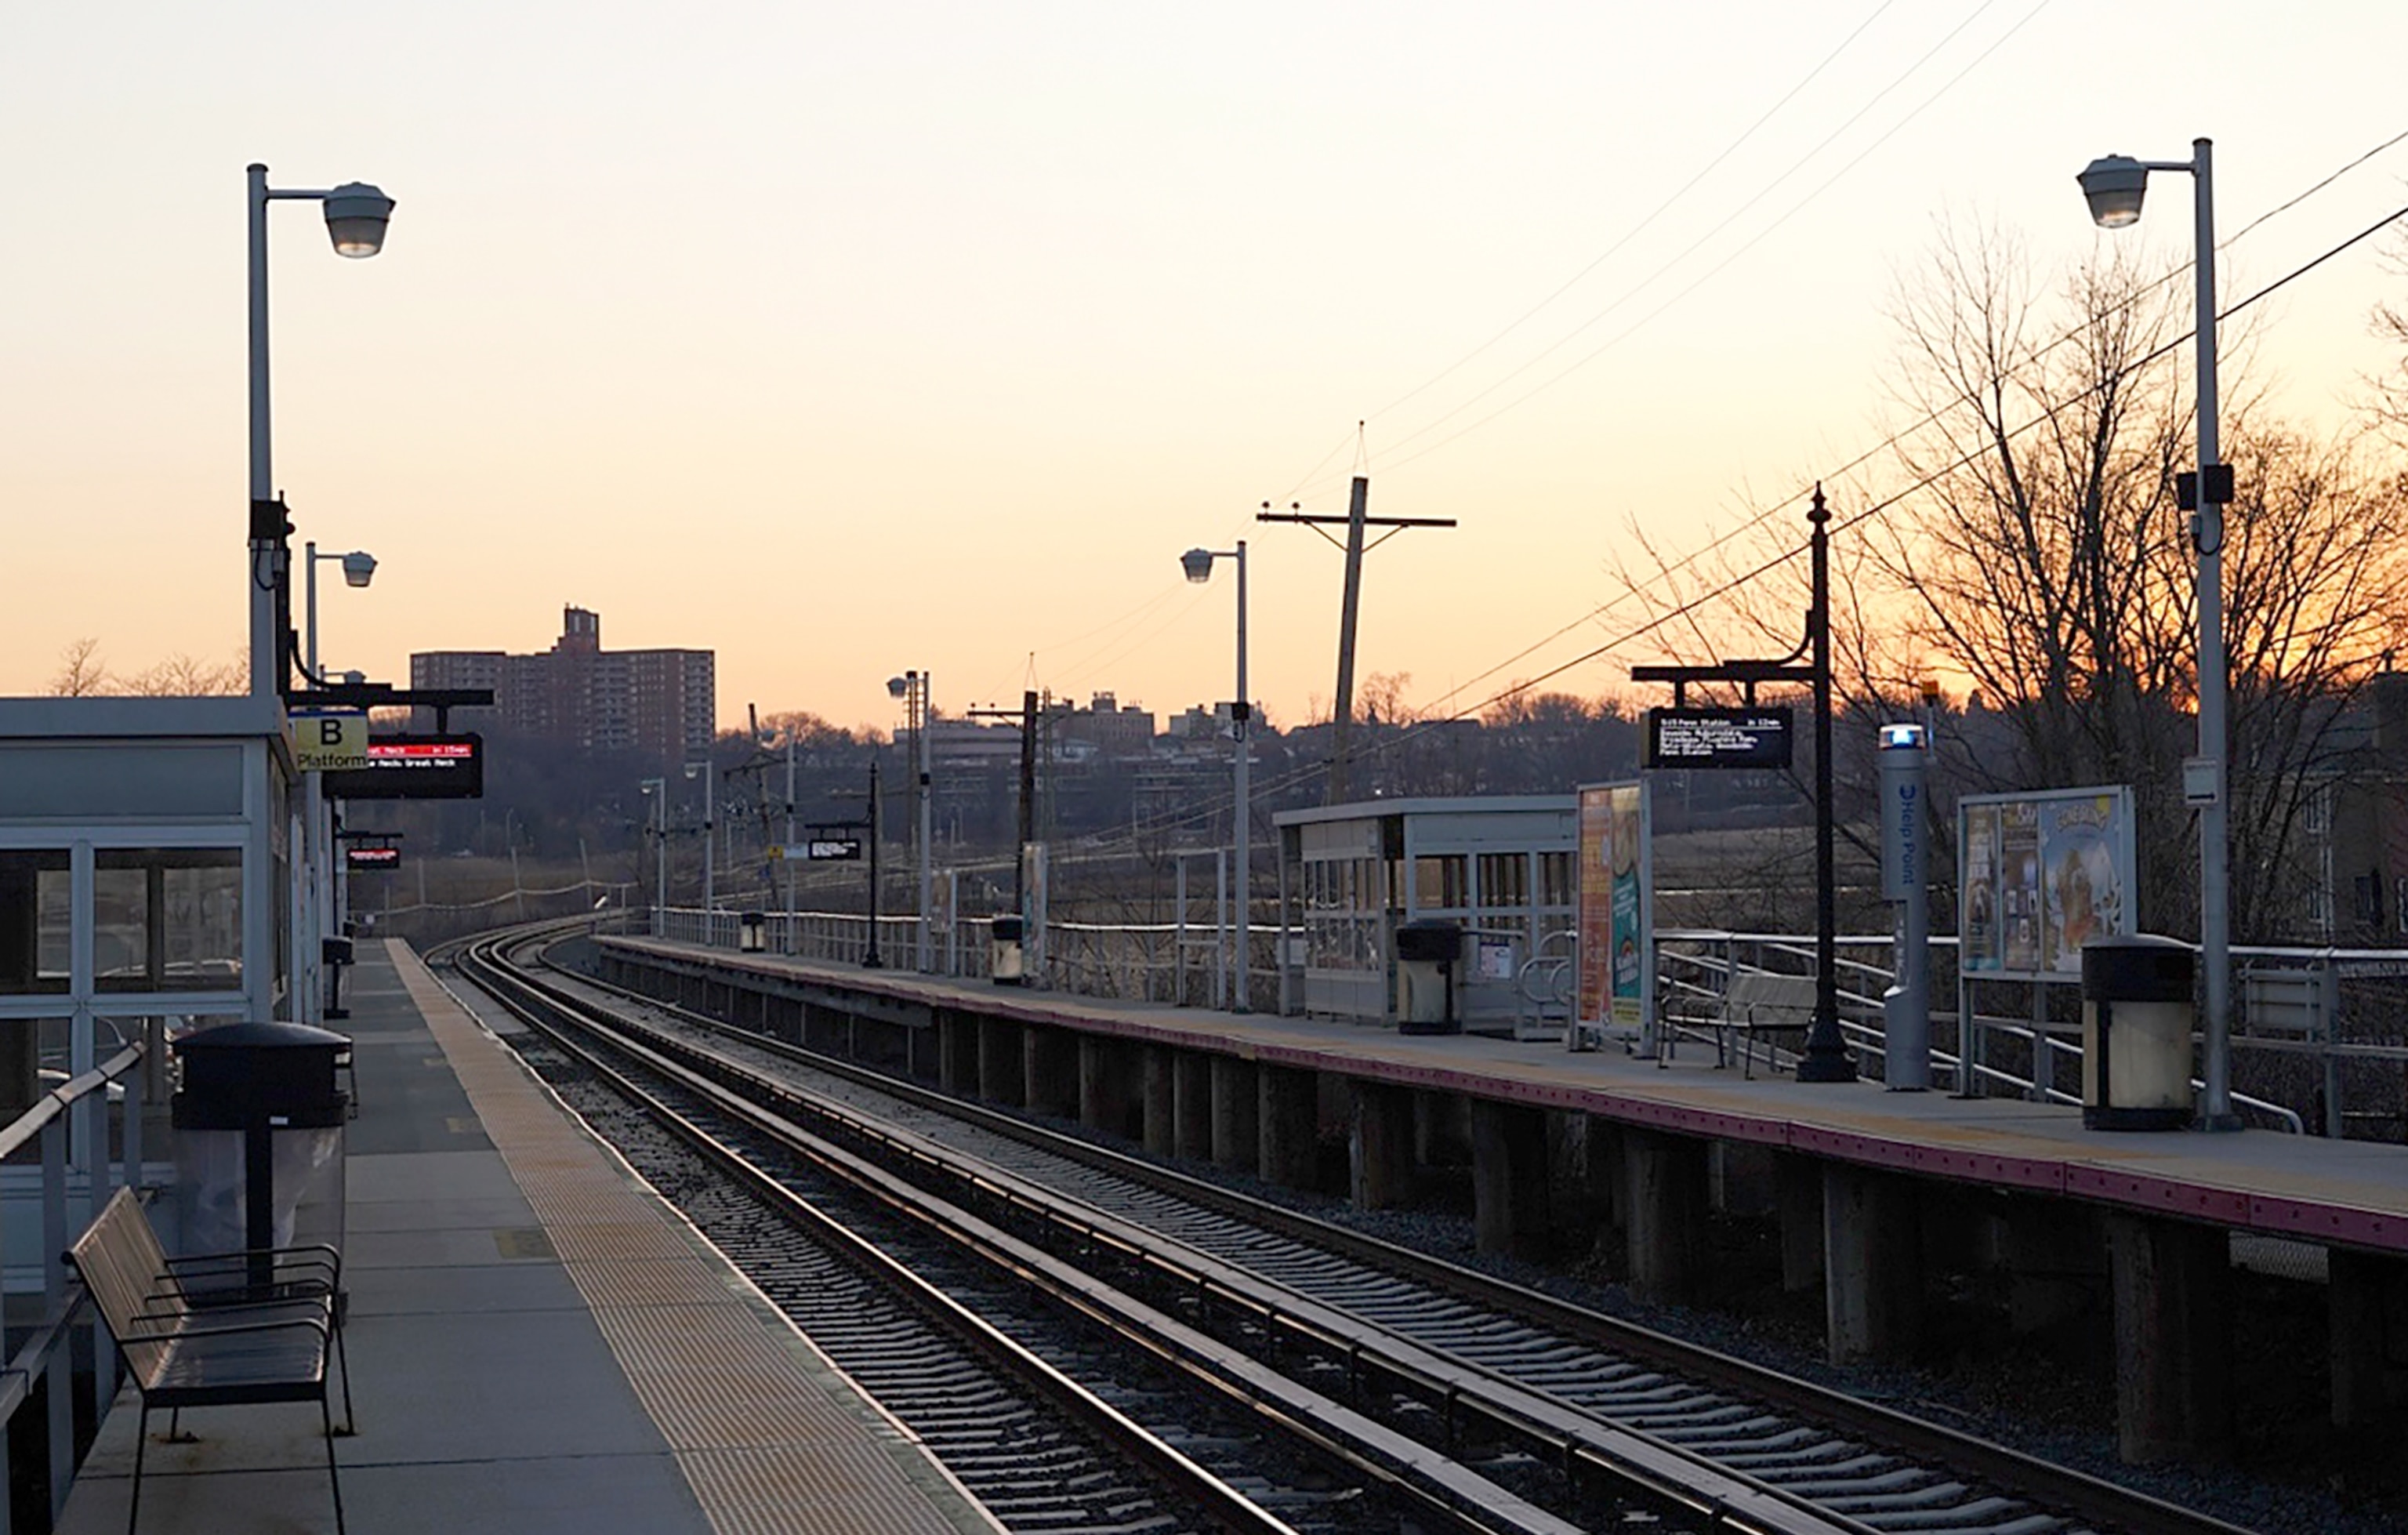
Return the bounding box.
[68,1188,352,1535]
[1663,971,1818,1077]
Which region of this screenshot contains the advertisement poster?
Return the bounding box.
[1576,780,1652,1036]
[1576,787,1613,1027]
[1960,804,2000,971]
[1959,787,2132,981]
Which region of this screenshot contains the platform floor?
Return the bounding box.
[58,940,998,1535]
[604,935,2408,1257]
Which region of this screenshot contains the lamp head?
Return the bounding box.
[2077,154,2148,229]
[340,550,377,587]
[322,182,395,257]
[886,676,909,699]
[1180,547,1215,583]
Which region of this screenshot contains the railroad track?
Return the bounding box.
[439,927,1587,1535]
[450,925,2260,1535]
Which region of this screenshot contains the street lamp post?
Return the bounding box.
[247,163,390,1023]
[247,165,394,699]
[684,759,715,924]
[302,543,375,1021]
[887,671,934,973]
[1182,542,1250,1013]
[640,779,666,930]
[2078,140,2237,1130]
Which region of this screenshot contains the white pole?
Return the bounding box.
[917,672,934,972]
[301,543,323,1022]
[1234,540,1251,1012]
[702,762,715,915]
[655,786,668,925]
[2190,139,2234,1129]
[785,735,797,918]
[248,165,277,701]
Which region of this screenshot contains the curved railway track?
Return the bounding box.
[437,925,1587,1535]
[447,924,2260,1535]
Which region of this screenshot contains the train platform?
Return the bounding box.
[57,939,999,1535]
[597,934,2408,1258]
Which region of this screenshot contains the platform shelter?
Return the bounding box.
[1275,796,1576,1029]
[0,697,296,1109]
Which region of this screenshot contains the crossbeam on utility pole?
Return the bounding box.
[1259,476,1455,804]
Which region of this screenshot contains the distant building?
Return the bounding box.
[1057,691,1155,757]
[412,606,714,760]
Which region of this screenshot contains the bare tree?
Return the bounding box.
[1618,221,2408,942]
[121,650,246,696]
[48,637,110,696]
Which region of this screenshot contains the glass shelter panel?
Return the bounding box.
[94,849,243,992]
[0,849,72,995]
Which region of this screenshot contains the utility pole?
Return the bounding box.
[1260,475,1455,804]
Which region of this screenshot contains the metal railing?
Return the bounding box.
[647,903,2395,1138]
[0,1041,152,1531]
[1656,930,2312,1134]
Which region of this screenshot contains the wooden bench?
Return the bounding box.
[68,1188,352,1535]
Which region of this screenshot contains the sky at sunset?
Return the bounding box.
[7,2,2406,738]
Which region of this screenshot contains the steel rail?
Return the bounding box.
[546,938,2258,1535]
[459,931,1566,1535]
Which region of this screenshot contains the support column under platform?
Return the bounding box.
[1350,1080,1416,1212]
[1141,1046,1176,1156]
[1209,1057,1259,1175]
[1079,1036,1141,1141]
[1258,1065,1318,1191]
[1023,1025,1079,1119]
[1623,1127,1708,1305]
[1171,1051,1212,1161]
[2105,1212,2232,1464]
[1822,1163,1923,1364]
[1471,1099,1550,1259]
[977,1016,1025,1108]
[2330,1249,2408,1429]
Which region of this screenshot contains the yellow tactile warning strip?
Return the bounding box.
[389,940,1002,1535]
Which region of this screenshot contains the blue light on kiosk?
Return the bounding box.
[1879,723,1928,751]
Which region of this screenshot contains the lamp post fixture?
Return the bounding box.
[2078,140,2237,1130]
[1182,542,1251,1013]
[247,165,393,700]
[684,759,715,920]
[640,779,667,930]
[887,670,934,972]
[301,542,375,1022]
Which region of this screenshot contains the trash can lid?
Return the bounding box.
[991,914,1024,938]
[2080,934,2194,1001]
[175,1019,351,1054]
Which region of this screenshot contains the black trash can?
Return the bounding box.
[739,910,767,953]
[172,1021,350,1284]
[1394,920,1463,1035]
[2080,934,2196,1130]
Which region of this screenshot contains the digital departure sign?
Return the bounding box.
[1644,708,1793,770]
[320,733,486,800]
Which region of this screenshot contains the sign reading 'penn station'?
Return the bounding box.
[1643,707,1793,770]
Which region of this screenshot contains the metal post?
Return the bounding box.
[864,760,883,968]
[1797,487,1856,1082]
[248,164,277,700]
[1215,849,1228,1011]
[917,672,934,972]
[1233,541,1251,1012]
[702,761,715,916]
[1015,689,1037,916]
[1878,724,1931,1089]
[1175,857,1188,1006]
[785,736,798,920]
[2189,140,2236,1131]
[1329,476,1369,805]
